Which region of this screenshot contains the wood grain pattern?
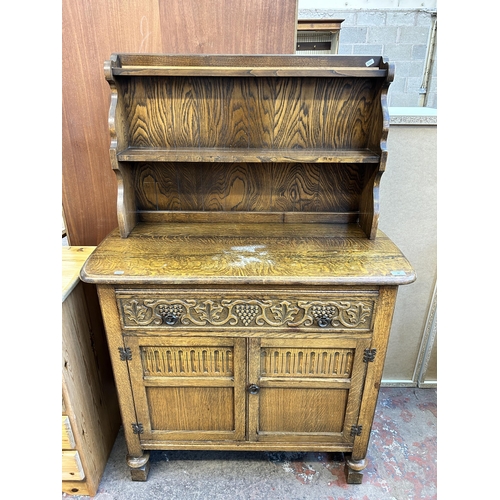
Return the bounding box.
[119,77,383,151]
[132,162,364,213]
[82,47,412,485]
[105,57,391,237]
[147,387,234,431]
[117,54,386,70]
[96,286,145,458]
[352,286,398,461]
[62,0,162,245]
[62,246,96,301]
[157,1,298,55]
[259,388,348,433]
[62,451,85,481]
[124,336,246,442]
[81,222,415,286]
[118,148,380,163]
[62,275,120,496]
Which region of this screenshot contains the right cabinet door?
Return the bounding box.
[247,337,371,445]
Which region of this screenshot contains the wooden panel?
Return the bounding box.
[62,280,121,496]
[157,0,298,55]
[261,347,355,378]
[259,388,348,433]
[147,387,234,431]
[141,346,234,377]
[62,246,96,301]
[62,416,76,449]
[62,0,298,245]
[62,451,85,481]
[120,77,381,151]
[248,336,372,445]
[125,336,247,441]
[133,163,364,213]
[62,0,162,245]
[116,289,377,332]
[353,286,398,459]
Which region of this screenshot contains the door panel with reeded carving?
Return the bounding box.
[247,337,371,444]
[124,336,246,442]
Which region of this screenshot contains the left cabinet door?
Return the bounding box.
[124,336,246,442]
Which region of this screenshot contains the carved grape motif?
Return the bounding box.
[235,304,260,326]
[119,297,374,330]
[157,303,184,318]
[311,304,338,321]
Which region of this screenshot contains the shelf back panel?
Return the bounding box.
[131,162,371,214]
[118,76,384,151]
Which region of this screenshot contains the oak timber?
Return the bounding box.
[80,53,414,485]
[81,223,415,286]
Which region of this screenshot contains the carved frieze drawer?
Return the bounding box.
[116,290,378,332]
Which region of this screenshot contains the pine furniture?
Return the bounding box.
[80,54,415,484]
[62,247,120,495]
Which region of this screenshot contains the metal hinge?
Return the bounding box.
[118,347,132,361]
[350,425,363,437]
[131,423,144,434]
[363,348,377,363]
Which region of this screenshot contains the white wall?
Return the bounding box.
[379,111,437,385]
[299,1,437,8]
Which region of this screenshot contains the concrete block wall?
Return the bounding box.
[298,7,437,108]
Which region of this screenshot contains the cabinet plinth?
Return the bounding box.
[80,54,414,484]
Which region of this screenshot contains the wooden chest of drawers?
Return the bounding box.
[62,247,121,495]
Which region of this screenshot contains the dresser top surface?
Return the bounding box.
[80,223,414,287]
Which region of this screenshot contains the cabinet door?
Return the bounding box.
[124,336,246,442]
[247,337,371,445]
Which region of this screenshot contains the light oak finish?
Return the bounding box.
[81,54,414,485]
[62,247,121,496]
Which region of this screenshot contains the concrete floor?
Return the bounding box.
[63,387,437,500]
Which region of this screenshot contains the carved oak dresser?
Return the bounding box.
[80,54,415,484]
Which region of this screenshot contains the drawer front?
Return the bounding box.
[62,415,76,449]
[116,289,378,333]
[62,450,85,481]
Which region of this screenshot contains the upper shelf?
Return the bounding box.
[105,53,393,239]
[109,54,391,78]
[117,147,381,163]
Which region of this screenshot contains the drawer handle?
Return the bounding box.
[163,314,178,326]
[317,317,330,328]
[247,384,260,395]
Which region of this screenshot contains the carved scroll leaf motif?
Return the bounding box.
[262,301,301,326]
[120,298,373,329]
[122,299,196,326]
[297,301,372,328]
[191,300,235,326]
[334,301,372,327]
[123,299,157,325]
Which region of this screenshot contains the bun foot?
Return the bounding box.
[127,452,150,481]
[344,456,366,484]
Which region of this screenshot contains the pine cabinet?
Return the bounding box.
[81,54,415,484]
[62,247,120,495]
